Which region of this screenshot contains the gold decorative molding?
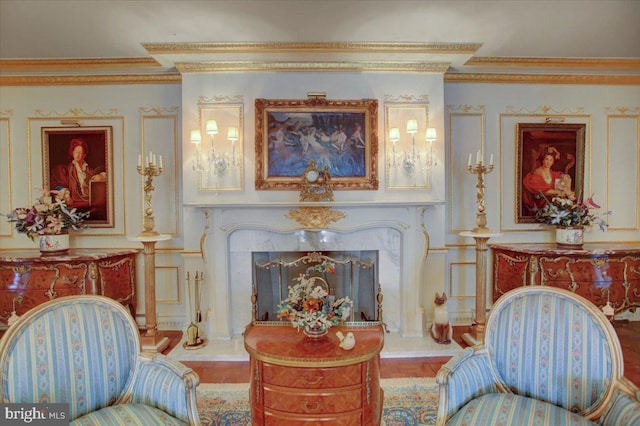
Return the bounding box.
[0,109,13,117]
[175,61,450,74]
[198,95,244,104]
[444,73,640,85]
[143,41,482,55]
[465,57,640,70]
[34,108,119,117]
[0,57,162,71]
[0,74,181,86]
[384,94,430,103]
[604,106,640,115]
[138,106,180,115]
[285,207,346,229]
[504,105,585,114]
[447,105,485,113]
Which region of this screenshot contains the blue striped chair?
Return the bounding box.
[0,295,200,425]
[436,286,640,425]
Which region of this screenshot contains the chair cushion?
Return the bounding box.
[447,393,597,426]
[486,290,613,415]
[70,403,188,426]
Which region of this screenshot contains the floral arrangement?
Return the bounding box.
[277,264,353,332]
[535,192,611,231]
[4,189,90,240]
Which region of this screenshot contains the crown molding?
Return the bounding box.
[0,74,181,86]
[465,57,640,70]
[143,42,483,55]
[176,61,450,73]
[444,73,640,85]
[0,57,162,71]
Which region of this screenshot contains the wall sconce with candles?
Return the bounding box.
[190,119,241,187]
[387,119,437,187]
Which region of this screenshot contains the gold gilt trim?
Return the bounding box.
[384,94,431,103]
[198,95,244,104]
[0,109,13,117]
[175,61,450,73]
[505,105,586,114]
[138,106,180,115]
[465,57,640,69]
[285,207,346,229]
[0,74,181,86]
[34,108,119,117]
[0,57,162,71]
[605,106,640,115]
[444,73,640,85]
[143,41,482,55]
[447,105,485,113]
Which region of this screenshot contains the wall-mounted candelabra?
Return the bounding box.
[466,150,495,233]
[137,150,164,237]
[191,119,240,186]
[388,119,437,184]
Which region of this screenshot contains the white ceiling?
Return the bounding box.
[1,0,639,77]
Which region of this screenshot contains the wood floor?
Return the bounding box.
[163,323,640,387]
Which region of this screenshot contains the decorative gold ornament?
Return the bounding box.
[299,160,333,202]
[285,207,345,229]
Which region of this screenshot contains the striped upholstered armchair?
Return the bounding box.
[0,295,200,425]
[436,286,640,425]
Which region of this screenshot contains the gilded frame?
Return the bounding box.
[255,97,378,190]
[42,126,114,227]
[516,122,585,223]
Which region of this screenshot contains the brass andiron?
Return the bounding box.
[137,151,164,237]
[184,271,207,350]
[466,151,494,233]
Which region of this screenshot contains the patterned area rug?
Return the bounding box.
[197,377,438,425]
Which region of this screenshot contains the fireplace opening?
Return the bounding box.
[251,251,381,323]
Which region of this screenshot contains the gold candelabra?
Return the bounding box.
[467,151,494,233]
[137,151,164,237]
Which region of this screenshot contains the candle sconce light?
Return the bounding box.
[385,96,437,189]
[387,119,437,185]
[190,100,244,190]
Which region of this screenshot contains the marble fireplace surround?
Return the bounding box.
[190,201,444,342]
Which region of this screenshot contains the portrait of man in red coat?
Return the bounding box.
[43,127,112,226]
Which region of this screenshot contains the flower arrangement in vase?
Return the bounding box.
[4,188,90,252]
[535,191,611,247]
[277,262,353,338]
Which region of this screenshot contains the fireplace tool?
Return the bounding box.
[183,271,207,350]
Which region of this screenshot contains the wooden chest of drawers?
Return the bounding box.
[491,243,640,315]
[0,249,138,325]
[244,324,384,426]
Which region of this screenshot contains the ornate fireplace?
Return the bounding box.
[189,201,443,340]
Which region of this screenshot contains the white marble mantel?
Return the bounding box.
[185,200,445,341]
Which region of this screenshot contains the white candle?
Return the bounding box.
[490,153,494,166]
[476,150,480,164]
[468,153,472,167]
[159,155,163,169]
[138,154,142,168]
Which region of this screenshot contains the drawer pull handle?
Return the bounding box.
[302,400,323,412]
[302,375,323,385]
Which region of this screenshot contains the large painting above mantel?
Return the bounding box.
[254,97,378,190]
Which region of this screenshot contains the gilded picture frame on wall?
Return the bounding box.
[42,126,114,228]
[516,122,586,223]
[254,97,378,190]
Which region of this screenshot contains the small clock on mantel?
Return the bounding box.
[299,160,333,202]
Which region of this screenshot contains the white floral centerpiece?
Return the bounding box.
[277,267,353,338]
[535,192,611,231]
[4,189,89,242]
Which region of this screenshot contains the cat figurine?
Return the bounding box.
[430,292,453,344]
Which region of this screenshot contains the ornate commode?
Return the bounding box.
[491,243,640,315]
[244,323,384,426]
[0,249,138,325]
